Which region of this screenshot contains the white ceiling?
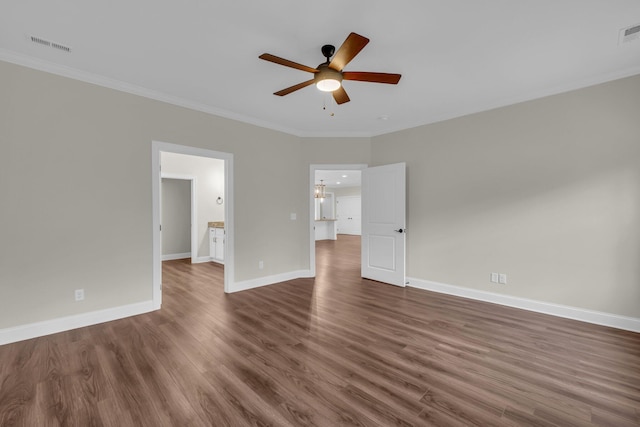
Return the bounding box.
[316,170,361,188]
[2,1,639,137]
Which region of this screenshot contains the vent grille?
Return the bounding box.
[30,35,51,47]
[619,24,640,45]
[51,42,71,52]
[29,34,72,53]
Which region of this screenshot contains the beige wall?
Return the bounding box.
[0,61,370,329]
[301,137,371,165]
[372,74,640,318]
[161,152,224,258]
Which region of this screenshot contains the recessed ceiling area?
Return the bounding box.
[1,1,639,137]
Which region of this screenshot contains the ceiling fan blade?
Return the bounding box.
[332,86,350,104]
[274,79,316,96]
[328,32,369,71]
[259,54,318,74]
[343,72,402,84]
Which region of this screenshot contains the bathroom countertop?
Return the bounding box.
[208,221,224,228]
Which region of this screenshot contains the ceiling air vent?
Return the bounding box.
[30,35,51,47]
[51,42,71,53]
[29,34,72,53]
[619,23,640,45]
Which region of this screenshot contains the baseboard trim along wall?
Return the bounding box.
[0,268,315,345]
[192,256,213,264]
[231,270,314,293]
[0,301,156,346]
[407,277,640,333]
[162,252,191,261]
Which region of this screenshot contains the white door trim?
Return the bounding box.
[160,174,197,264]
[309,164,367,277]
[152,141,234,309]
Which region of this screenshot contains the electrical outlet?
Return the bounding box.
[490,273,499,283]
[259,260,264,270]
[75,289,85,301]
[290,213,297,220]
[499,274,507,284]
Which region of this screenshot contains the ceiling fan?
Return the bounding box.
[259,32,401,105]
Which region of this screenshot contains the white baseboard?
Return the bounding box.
[231,269,313,293]
[192,256,214,264]
[407,277,640,333]
[0,300,156,346]
[163,255,218,264]
[162,252,191,261]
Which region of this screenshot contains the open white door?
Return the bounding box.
[361,163,406,286]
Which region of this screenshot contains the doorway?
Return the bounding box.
[152,141,234,309]
[310,162,407,287]
[161,176,195,262]
[309,164,366,278]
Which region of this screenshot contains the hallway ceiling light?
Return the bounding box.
[314,180,326,199]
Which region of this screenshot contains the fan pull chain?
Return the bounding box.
[322,94,335,117]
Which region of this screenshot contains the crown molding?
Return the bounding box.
[369,66,640,137]
[2,48,639,139]
[0,48,305,137]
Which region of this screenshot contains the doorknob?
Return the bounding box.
[394,228,405,233]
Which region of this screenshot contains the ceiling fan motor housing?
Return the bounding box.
[321,44,336,61]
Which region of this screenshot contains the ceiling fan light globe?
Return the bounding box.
[316,79,341,92]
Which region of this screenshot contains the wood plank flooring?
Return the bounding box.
[1,235,639,426]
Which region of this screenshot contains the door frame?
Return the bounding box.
[309,164,367,277]
[152,141,234,309]
[160,174,197,264]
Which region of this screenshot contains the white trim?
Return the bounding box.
[3,48,640,138]
[0,49,308,137]
[192,256,215,264]
[160,173,198,264]
[152,141,235,306]
[231,270,313,293]
[407,277,640,333]
[0,301,155,346]
[309,164,367,277]
[162,252,191,261]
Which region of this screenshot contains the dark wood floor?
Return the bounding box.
[1,235,639,426]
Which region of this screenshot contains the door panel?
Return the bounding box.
[336,196,361,235]
[368,235,396,270]
[361,163,406,287]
